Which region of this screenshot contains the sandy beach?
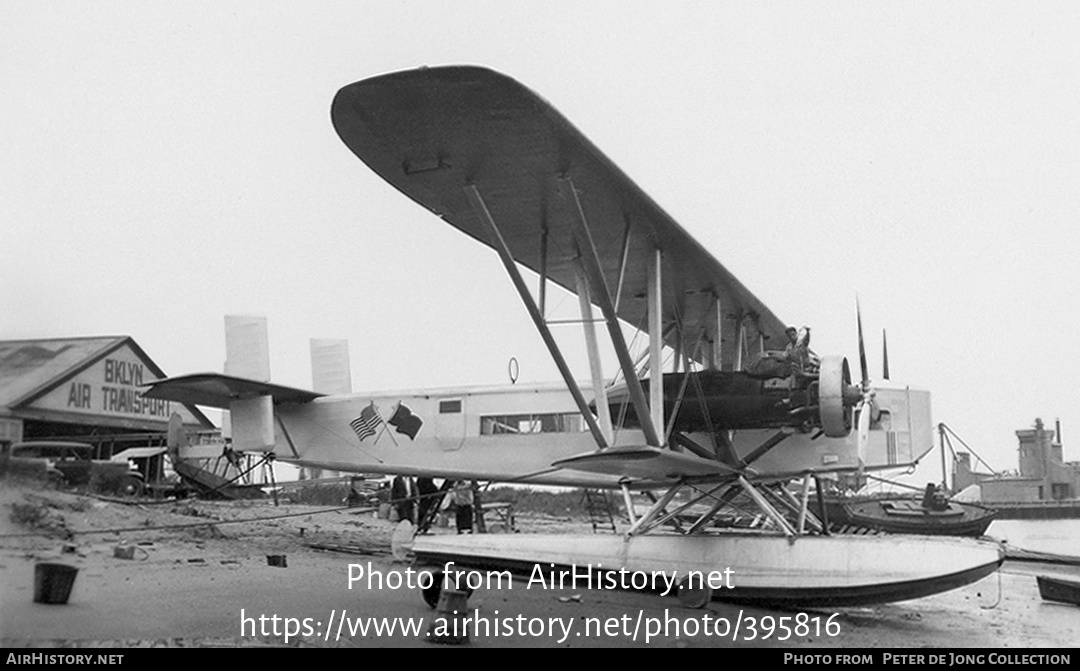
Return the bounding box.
[1,480,1077,649]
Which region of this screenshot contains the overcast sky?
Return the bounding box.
[3,2,1079,481]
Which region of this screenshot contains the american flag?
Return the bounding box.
[350,402,381,442]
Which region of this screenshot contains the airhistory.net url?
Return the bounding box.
[239,608,841,644]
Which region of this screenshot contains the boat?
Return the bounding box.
[817,494,997,537]
[1036,575,1080,606]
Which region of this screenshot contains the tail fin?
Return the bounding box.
[223,315,275,452]
[224,315,271,381]
[305,338,353,479]
[310,338,352,394]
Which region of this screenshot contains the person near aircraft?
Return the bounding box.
[744,325,816,380]
[416,476,438,529]
[785,325,819,375]
[374,480,392,518]
[346,476,366,507]
[451,480,474,534]
[921,483,950,511]
[391,476,415,523]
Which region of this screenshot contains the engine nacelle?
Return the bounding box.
[818,355,858,437]
[608,357,869,437]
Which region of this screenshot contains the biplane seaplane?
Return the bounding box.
[143,66,1003,608]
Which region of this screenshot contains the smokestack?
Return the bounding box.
[1056,418,1062,444]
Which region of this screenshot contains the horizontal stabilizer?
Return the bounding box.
[142,373,324,409]
[552,446,737,482]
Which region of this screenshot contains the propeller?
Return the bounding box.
[854,298,876,476]
[857,298,869,387]
[882,329,890,381]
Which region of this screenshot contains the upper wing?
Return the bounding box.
[332,66,787,369]
[141,373,323,409]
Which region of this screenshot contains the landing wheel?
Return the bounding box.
[421,570,478,609]
[676,577,713,609]
[422,571,444,608]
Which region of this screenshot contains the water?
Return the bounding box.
[985,518,1080,556]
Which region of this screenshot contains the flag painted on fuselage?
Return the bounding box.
[389,403,423,440]
[350,402,381,442]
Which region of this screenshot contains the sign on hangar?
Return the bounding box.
[0,336,214,445]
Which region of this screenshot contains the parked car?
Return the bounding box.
[7,441,144,495]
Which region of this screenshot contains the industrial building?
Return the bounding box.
[955,418,1080,506]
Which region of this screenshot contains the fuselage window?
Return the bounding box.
[439,399,462,414]
[853,408,892,431]
[876,410,891,431]
[479,412,583,435]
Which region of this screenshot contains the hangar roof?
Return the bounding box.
[0,336,128,408]
[0,336,214,429]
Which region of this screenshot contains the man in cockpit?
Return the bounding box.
[785,325,819,375]
[744,325,819,381]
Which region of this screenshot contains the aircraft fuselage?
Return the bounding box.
[272,380,932,488]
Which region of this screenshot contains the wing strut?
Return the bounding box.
[613,219,632,313]
[710,295,723,370]
[464,184,610,449]
[738,475,796,537]
[574,263,614,443]
[628,481,734,537]
[538,224,548,317]
[560,178,662,447]
[647,247,665,442]
[733,316,746,371]
[686,483,742,534]
[624,483,682,536]
[275,415,302,459]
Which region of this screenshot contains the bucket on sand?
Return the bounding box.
[33,563,78,605]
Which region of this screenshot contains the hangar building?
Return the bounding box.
[0,336,215,458]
